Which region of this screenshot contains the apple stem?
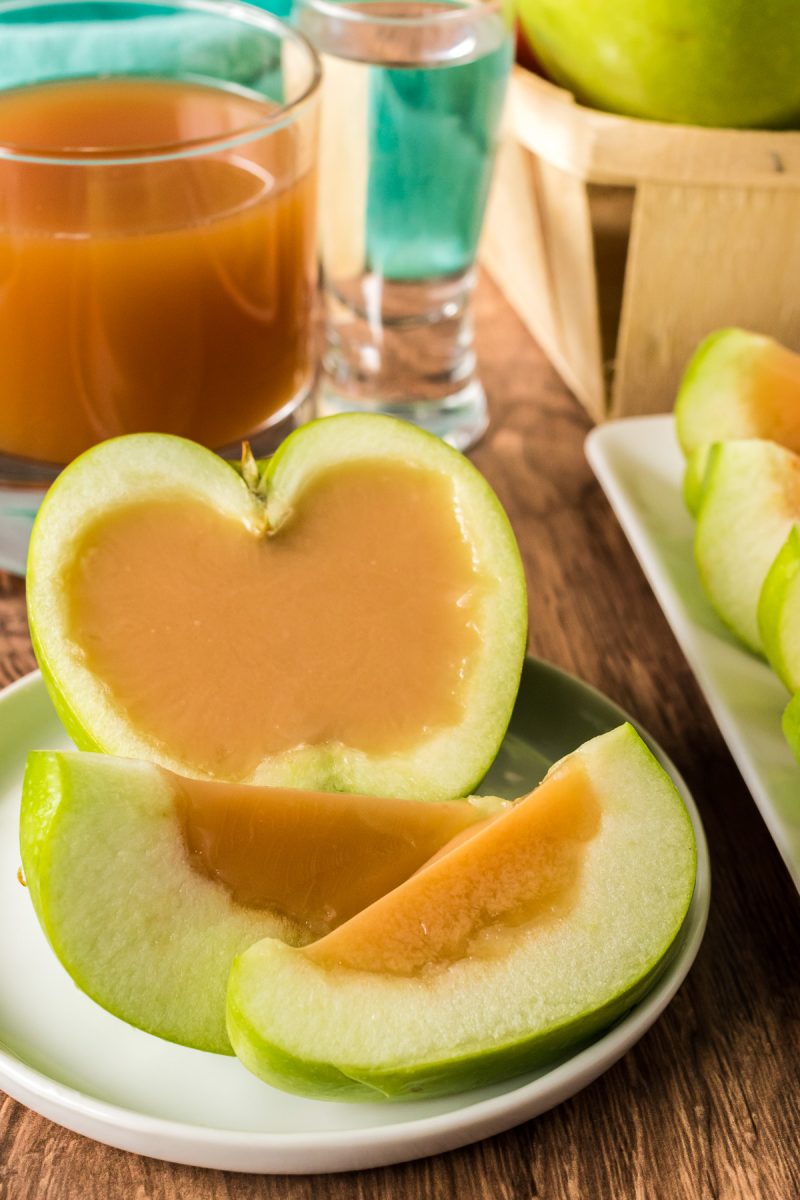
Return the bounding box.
[240,442,260,491]
[235,443,273,531]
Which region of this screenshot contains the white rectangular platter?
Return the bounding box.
[586,415,800,892]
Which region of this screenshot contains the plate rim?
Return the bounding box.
[586,415,800,892]
[0,665,710,1174]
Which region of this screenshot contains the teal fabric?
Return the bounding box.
[0,11,289,92]
[0,3,156,19]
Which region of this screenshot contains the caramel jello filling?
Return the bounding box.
[306,761,602,976]
[750,343,800,451]
[174,776,492,937]
[66,460,483,778]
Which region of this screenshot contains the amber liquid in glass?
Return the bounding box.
[0,76,317,464]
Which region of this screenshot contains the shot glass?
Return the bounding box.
[297,0,513,449]
[0,0,320,484]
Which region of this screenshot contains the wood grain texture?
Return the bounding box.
[510,66,800,188]
[1,274,798,1200]
[613,179,800,418]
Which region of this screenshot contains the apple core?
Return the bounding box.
[65,459,484,780]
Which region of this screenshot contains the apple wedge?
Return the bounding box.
[675,329,800,515]
[694,440,800,653]
[783,693,800,765]
[758,526,800,691]
[20,751,503,1053]
[27,416,528,801]
[227,724,696,1101]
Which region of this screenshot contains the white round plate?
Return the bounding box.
[0,664,710,1174]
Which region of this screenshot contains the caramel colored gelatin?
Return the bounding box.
[306,760,601,976]
[747,342,800,451]
[176,775,494,937]
[67,460,482,779]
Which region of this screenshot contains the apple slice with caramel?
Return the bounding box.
[27,415,527,801]
[675,329,800,514]
[227,724,696,1101]
[20,751,504,1053]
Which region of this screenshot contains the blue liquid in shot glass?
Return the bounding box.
[364,34,512,281]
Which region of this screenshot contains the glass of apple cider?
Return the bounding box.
[0,0,320,483]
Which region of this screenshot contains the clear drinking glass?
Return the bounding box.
[297,0,513,450]
[0,0,320,484]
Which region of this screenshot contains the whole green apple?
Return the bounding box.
[518,0,800,128]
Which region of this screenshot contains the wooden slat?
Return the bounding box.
[481,65,800,421]
[482,132,606,422]
[534,155,604,418]
[613,179,800,417]
[511,67,800,188]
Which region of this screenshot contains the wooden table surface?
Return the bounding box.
[1,274,798,1200]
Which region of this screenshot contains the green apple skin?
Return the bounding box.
[228,958,670,1102]
[758,526,800,692]
[675,330,774,459]
[227,725,697,1102]
[26,416,528,802]
[518,1,800,128]
[694,440,800,653]
[683,448,711,518]
[20,751,312,1053]
[675,329,800,516]
[676,329,800,460]
[782,693,800,765]
[20,750,505,1054]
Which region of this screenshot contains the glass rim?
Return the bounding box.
[0,0,322,166]
[295,0,509,31]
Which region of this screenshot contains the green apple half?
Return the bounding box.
[27,416,528,801]
[227,724,696,1101]
[694,440,800,653]
[758,526,800,692]
[675,329,800,515]
[20,750,503,1053]
[518,0,800,128]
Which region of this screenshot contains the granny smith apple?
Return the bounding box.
[783,692,800,765]
[26,415,528,802]
[694,440,800,653]
[758,526,800,692]
[227,724,696,1101]
[683,450,712,518]
[675,329,800,514]
[518,1,800,128]
[20,750,503,1053]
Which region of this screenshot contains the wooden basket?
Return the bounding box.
[480,66,800,422]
